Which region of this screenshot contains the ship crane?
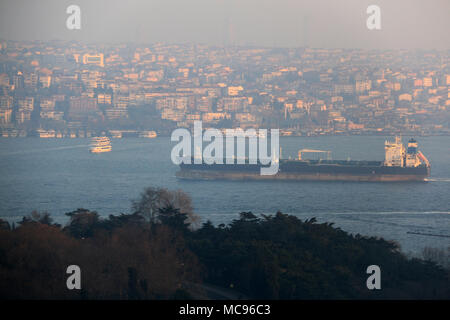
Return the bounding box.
[417,151,430,167]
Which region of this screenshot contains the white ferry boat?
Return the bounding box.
[90,136,112,153]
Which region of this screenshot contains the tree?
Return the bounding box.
[188,211,450,299]
[18,210,60,227]
[0,219,10,230]
[422,246,450,269]
[64,208,100,238]
[157,205,190,232]
[132,187,199,228]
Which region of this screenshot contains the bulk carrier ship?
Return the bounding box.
[176,137,430,182]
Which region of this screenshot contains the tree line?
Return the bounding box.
[0,187,448,299]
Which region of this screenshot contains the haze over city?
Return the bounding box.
[0,0,449,49]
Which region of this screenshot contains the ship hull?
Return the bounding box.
[176,170,428,182]
[177,160,430,182]
[90,149,111,153]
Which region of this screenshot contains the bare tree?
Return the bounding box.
[132,187,200,228]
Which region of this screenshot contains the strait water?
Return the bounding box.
[0,136,449,255]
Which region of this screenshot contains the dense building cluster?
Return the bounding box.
[0,41,449,137]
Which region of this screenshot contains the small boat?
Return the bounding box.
[90,136,112,153]
[138,130,157,138]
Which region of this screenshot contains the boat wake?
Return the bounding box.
[425,178,450,182]
[0,144,90,156]
[204,210,450,217]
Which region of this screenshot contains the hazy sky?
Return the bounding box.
[0,0,449,49]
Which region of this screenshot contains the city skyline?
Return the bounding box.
[0,40,449,139]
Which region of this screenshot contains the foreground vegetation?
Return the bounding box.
[0,187,448,299]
